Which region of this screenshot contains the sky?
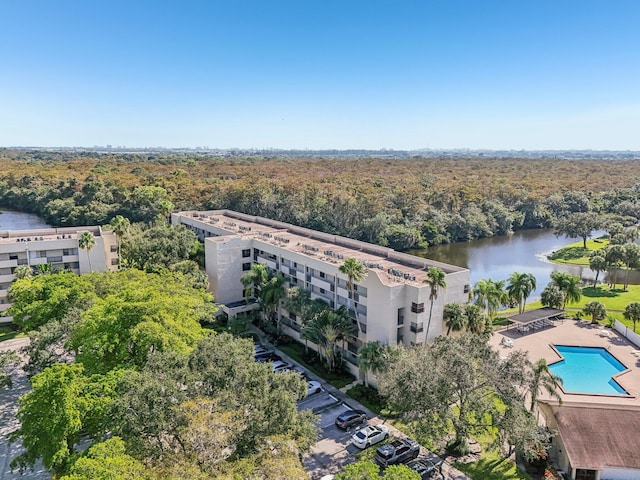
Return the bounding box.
[1,1,639,150]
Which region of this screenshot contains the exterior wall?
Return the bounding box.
[600,467,640,480]
[173,210,471,373]
[0,227,117,324]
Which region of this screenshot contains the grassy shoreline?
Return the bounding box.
[546,237,608,265]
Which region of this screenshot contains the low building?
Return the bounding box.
[540,404,640,480]
[172,210,470,375]
[0,226,118,323]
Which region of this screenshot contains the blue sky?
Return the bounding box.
[1,1,639,150]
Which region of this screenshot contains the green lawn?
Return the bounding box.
[455,449,532,480]
[504,284,640,330]
[546,237,608,265]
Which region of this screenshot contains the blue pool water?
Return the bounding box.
[549,345,628,395]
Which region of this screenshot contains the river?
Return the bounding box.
[410,228,640,298]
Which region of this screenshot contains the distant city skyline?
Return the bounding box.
[1,1,639,150]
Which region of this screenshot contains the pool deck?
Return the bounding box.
[491,319,640,407]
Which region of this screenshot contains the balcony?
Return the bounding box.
[310,276,331,291]
[410,322,424,333]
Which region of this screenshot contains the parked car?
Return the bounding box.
[406,459,439,479]
[306,381,322,396]
[351,424,390,449]
[254,343,271,355]
[272,360,291,372]
[282,365,306,377]
[335,409,368,429]
[255,352,281,363]
[374,437,420,468]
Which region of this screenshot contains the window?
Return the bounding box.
[111,258,119,266]
[320,288,326,294]
[319,271,325,278]
[411,302,425,314]
[410,323,424,333]
[63,248,79,256]
[397,308,405,326]
[110,245,117,253]
[242,262,251,271]
[464,284,471,294]
[9,254,18,260]
[242,249,251,258]
[575,470,597,480]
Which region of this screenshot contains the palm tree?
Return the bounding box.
[464,304,487,335]
[621,243,640,290]
[302,307,354,372]
[605,244,625,289]
[338,258,367,332]
[78,231,96,272]
[589,252,607,287]
[443,303,466,335]
[473,278,507,319]
[623,302,640,332]
[240,263,268,303]
[109,215,130,268]
[529,359,563,411]
[583,301,606,324]
[261,273,287,333]
[423,267,446,339]
[158,200,174,224]
[358,340,392,387]
[506,272,537,314]
[549,272,582,309]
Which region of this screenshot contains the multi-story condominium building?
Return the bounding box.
[173,210,470,374]
[0,226,118,323]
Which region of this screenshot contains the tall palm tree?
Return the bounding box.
[78,231,96,272]
[589,252,607,287]
[109,215,130,268]
[529,359,563,411]
[424,267,446,339]
[506,272,537,314]
[261,273,287,333]
[339,258,367,332]
[443,303,466,335]
[622,243,640,290]
[473,278,507,319]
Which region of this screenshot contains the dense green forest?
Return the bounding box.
[1,150,640,249]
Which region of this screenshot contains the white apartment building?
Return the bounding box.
[173,210,470,373]
[0,226,118,323]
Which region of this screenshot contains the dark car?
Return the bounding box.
[374,438,420,468]
[254,352,281,363]
[334,409,368,429]
[406,459,439,479]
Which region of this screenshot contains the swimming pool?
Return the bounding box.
[549,345,628,395]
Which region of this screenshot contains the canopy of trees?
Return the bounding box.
[2,151,640,250]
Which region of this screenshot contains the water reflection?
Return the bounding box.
[410,229,640,299]
[0,209,51,230]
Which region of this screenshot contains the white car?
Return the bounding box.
[271,360,290,372]
[351,424,390,449]
[306,381,322,396]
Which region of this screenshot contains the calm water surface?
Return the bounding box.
[411,229,640,298]
[0,209,51,230]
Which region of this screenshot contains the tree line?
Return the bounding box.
[2,151,640,250]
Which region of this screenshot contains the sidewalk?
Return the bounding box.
[249,326,471,480]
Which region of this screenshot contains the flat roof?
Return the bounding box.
[551,405,640,470]
[0,226,105,245]
[176,210,469,287]
[507,307,564,325]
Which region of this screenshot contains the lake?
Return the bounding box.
[0,209,51,230]
[410,228,640,298]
